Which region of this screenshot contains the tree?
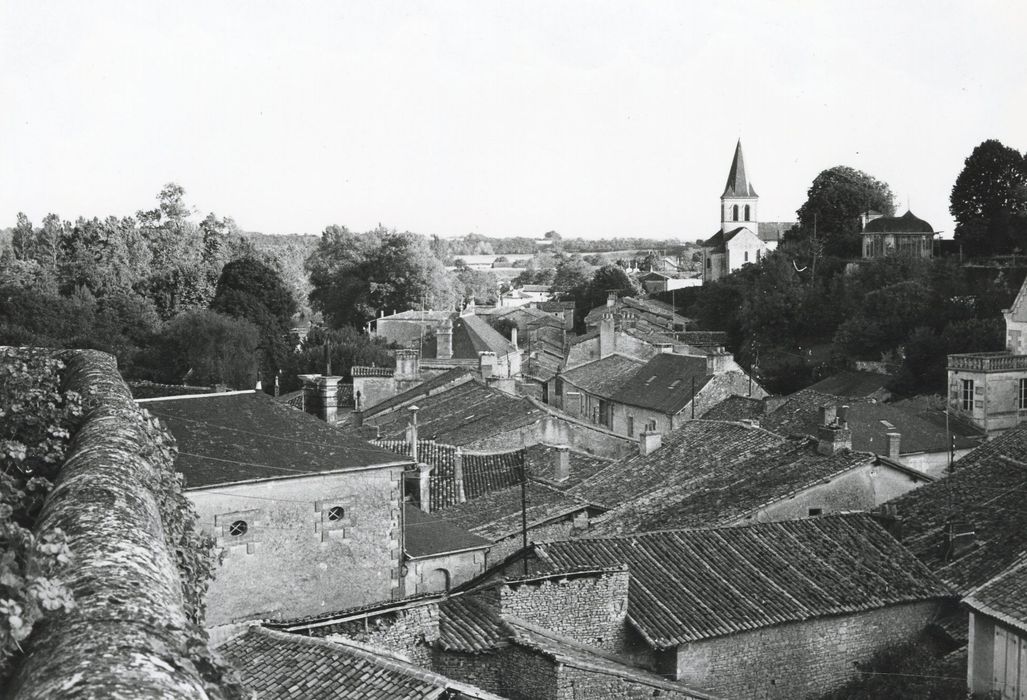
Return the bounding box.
[143,309,260,388]
[794,166,895,258]
[278,326,395,392]
[307,227,457,328]
[550,256,595,298]
[951,139,1027,257]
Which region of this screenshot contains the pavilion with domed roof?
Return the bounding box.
[861,210,937,260]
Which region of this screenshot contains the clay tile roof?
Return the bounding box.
[142,392,407,488]
[364,381,546,447]
[964,557,1027,634]
[423,314,516,360]
[438,595,509,653]
[679,331,729,349]
[219,626,501,699]
[608,353,713,414]
[363,368,474,419]
[881,421,1027,593]
[559,354,644,398]
[529,514,950,648]
[439,481,597,542]
[403,505,490,558]
[863,210,935,233]
[571,420,784,509]
[700,395,765,421]
[806,370,892,398]
[722,139,757,198]
[526,444,612,490]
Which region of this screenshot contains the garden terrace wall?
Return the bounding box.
[7,350,216,699]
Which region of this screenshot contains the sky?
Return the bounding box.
[2,1,1025,241]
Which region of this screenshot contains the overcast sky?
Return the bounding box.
[2,1,1025,240]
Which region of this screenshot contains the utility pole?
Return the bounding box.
[520,461,529,576]
[691,376,696,419]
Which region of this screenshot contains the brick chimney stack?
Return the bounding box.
[639,430,662,456]
[816,404,851,456]
[886,432,901,460]
[599,313,616,359]
[437,317,453,360]
[553,445,570,482]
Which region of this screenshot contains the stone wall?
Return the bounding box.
[555,664,704,700]
[190,466,404,626]
[7,350,217,698]
[497,571,630,653]
[431,649,505,694]
[486,512,589,565]
[320,603,440,669]
[673,601,941,699]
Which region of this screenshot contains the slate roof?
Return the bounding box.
[526,514,950,648]
[610,353,712,414]
[439,481,598,542]
[219,626,500,699]
[363,368,474,419]
[964,556,1027,634]
[863,210,935,233]
[881,420,1027,592]
[559,354,644,397]
[590,437,890,535]
[141,392,407,489]
[404,504,490,559]
[807,370,892,398]
[700,395,765,421]
[721,139,756,197]
[762,389,984,455]
[363,381,546,447]
[571,420,784,509]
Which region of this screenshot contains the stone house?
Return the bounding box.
[964,557,1027,697]
[492,514,951,699]
[573,413,934,537]
[403,504,490,595]
[582,293,691,335]
[949,272,1027,436]
[560,349,765,437]
[139,390,413,627]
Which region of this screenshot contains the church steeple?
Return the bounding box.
[720,139,759,232]
[722,139,757,198]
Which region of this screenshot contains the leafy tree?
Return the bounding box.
[833,280,932,360]
[454,267,499,304]
[307,227,457,328]
[794,166,895,257]
[951,139,1027,257]
[550,256,595,298]
[140,309,260,388]
[279,326,394,392]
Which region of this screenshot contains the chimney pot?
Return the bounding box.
[554,445,570,482]
[886,432,901,460]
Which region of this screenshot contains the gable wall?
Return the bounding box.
[189,467,403,626]
[673,601,941,699]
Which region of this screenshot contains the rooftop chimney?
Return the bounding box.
[886,432,901,460]
[607,292,617,308]
[395,349,420,380]
[639,430,662,456]
[510,326,518,349]
[454,449,466,503]
[941,521,975,561]
[553,445,570,482]
[479,351,497,381]
[706,350,732,375]
[437,318,453,360]
[599,312,616,359]
[406,405,419,463]
[298,374,341,424]
[816,404,851,456]
[418,462,433,513]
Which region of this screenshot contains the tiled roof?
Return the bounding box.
[700,395,765,421]
[590,437,881,536]
[526,444,612,490]
[559,354,644,397]
[881,421,1027,592]
[762,389,984,454]
[363,369,475,419]
[863,210,935,233]
[679,331,728,349]
[422,314,516,360]
[440,481,597,542]
[438,594,509,653]
[964,556,1027,634]
[571,420,783,509]
[379,309,455,321]
[701,226,750,251]
[610,354,712,414]
[807,370,892,398]
[404,504,490,558]
[372,438,525,511]
[582,296,689,330]
[528,514,950,648]
[142,392,406,488]
[219,626,500,699]
[363,381,545,447]
[722,139,757,198]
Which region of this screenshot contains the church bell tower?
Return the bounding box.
[720,139,759,233]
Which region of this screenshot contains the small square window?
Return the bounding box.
[808,508,823,517]
[228,520,248,537]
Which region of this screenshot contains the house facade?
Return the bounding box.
[965,558,1027,698]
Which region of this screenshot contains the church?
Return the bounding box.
[701,140,791,282]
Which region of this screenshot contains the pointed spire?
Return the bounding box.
[722,139,757,198]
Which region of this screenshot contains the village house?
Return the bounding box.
[571,412,933,536]
[582,293,691,335]
[402,504,491,595]
[760,388,984,477]
[637,270,701,294]
[963,557,1027,697]
[489,513,951,699]
[948,272,1027,436]
[139,390,413,627]
[559,346,765,437]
